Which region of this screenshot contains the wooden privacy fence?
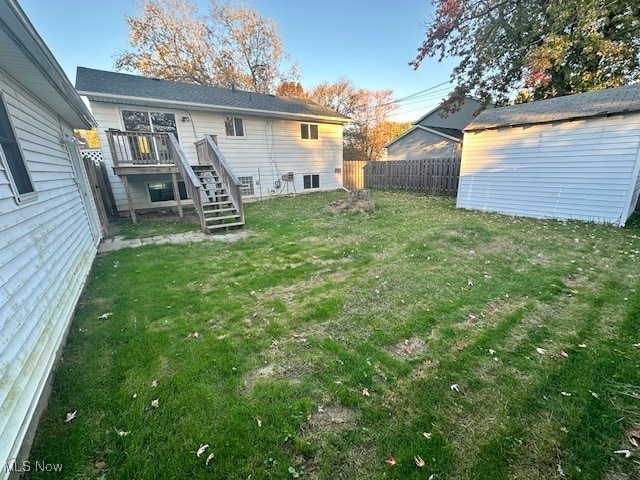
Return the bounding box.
[363,157,461,195]
[343,160,368,190]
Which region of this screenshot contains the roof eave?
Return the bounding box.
[0,0,95,128]
[79,90,350,124]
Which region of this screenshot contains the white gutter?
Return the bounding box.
[77,90,350,125]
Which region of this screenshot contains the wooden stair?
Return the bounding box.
[192,165,244,232]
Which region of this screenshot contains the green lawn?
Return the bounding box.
[28,191,640,479]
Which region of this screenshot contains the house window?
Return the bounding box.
[147,181,188,203]
[122,110,178,139]
[0,93,34,199]
[237,176,255,196]
[224,116,244,137]
[301,123,318,140]
[303,174,320,189]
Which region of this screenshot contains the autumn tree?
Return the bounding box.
[115,0,298,93]
[275,81,306,98]
[306,79,407,160]
[411,0,640,110]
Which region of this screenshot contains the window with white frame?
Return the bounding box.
[300,123,319,140]
[147,181,188,203]
[0,92,35,200]
[303,174,320,189]
[224,116,245,137]
[237,176,255,196]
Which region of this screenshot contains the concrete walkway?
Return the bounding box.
[98,230,250,253]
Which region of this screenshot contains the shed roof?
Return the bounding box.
[76,67,350,123]
[0,0,94,128]
[466,84,640,131]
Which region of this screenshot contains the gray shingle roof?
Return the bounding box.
[75,67,349,122]
[466,84,640,131]
[427,126,463,140]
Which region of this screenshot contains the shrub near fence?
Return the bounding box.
[363,157,461,195]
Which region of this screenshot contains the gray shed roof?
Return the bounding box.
[76,67,350,123]
[466,84,640,131]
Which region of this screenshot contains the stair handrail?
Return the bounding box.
[167,133,206,232]
[196,135,244,225]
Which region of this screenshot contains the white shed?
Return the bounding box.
[0,0,100,476]
[457,85,640,226]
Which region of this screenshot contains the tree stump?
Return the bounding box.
[327,189,374,213]
[347,189,372,204]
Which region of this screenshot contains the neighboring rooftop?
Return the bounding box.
[466,84,640,131]
[75,67,349,123]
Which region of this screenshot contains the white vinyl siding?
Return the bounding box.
[0,69,99,475]
[387,128,460,160]
[91,102,344,210]
[457,114,640,226]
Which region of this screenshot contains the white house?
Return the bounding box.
[385,97,483,160]
[0,1,101,476]
[75,67,349,224]
[457,85,640,226]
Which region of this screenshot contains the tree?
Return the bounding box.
[275,81,306,98]
[411,0,640,110]
[306,79,407,160]
[115,0,298,93]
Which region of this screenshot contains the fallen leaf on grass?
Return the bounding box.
[187,332,200,339]
[423,432,432,439]
[64,411,77,423]
[197,444,209,457]
[151,399,159,408]
[578,343,587,348]
[560,392,572,397]
[385,456,396,466]
[362,388,370,397]
[634,343,640,349]
[628,429,640,440]
[450,384,460,393]
[414,455,426,467]
[488,349,496,356]
[614,449,631,458]
[536,348,546,355]
[589,390,600,399]
[630,437,639,448]
[256,417,262,427]
[115,428,130,437]
[206,453,214,465]
[98,312,112,319]
[94,459,106,470]
[151,380,157,388]
[560,351,569,358]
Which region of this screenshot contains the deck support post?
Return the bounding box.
[171,172,183,217]
[121,174,137,224]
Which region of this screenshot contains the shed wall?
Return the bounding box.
[0,70,99,476]
[89,102,344,210]
[457,114,640,225]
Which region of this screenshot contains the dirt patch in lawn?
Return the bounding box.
[301,404,357,436]
[387,337,427,359]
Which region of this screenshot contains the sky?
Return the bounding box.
[19,0,457,122]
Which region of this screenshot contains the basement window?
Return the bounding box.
[147,181,188,202]
[237,176,255,196]
[225,116,245,137]
[301,123,318,140]
[0,92,35,201]
[303,174,320,189]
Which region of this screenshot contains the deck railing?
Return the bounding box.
[195,135,244,224]
[166,134,206,232]
[105,130,175,166]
